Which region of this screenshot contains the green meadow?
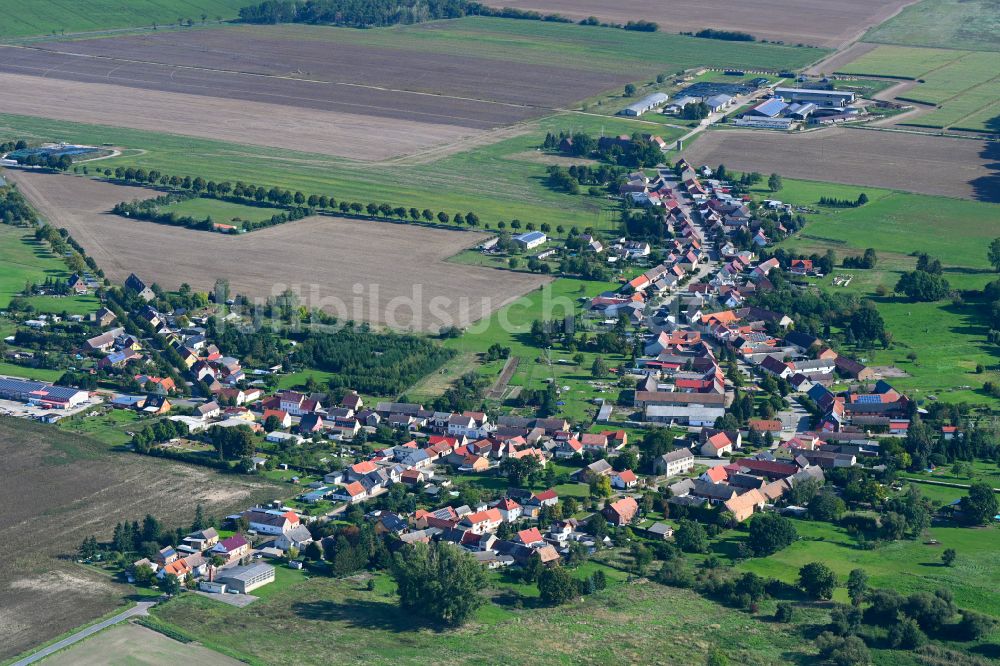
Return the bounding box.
[0,0,245,39]
[734,518,1000,618]
[258,18,826,75]
[769,179,1000,405]
[0,222,99,315]
[0,112,657,233]
[862,0,1000,52]
[836,44,1000,131]
[161,196,285,226]
[148,569,820,665]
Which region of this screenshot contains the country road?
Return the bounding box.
[11,601,157,666]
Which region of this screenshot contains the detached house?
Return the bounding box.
[212,534,251,563]
[602,497,639,526]
[611,469,639,490]
[655,448,695,476]
[243,509,300,535]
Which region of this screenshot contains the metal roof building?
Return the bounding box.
[774,87,855,108]
[747,98,789,118]
[215,564,275,594]
[513,231,547,250]
[0,377,89,408]
[619,92,670,117]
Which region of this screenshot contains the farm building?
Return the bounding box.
[644,404,726,426]
[704,94,734,112]
[619,92,670,117]
[513,231,547,250]
[773,87,855,108]
[214,563,275,594]
[0,377,89,409]
[747,98,789,118]
[665,95,701,113]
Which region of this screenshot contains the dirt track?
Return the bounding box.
[485,0,918,47]
[7,170,549,332]
[680,128,996,201]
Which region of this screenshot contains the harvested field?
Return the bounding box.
[0,72,474,162]
[7,171,550,332]
[17,27,629,110]
[0,416,284,661]
[483,0,917,47]
[0,25,632,160]
[40,622,243,666]
[680,128,997,202]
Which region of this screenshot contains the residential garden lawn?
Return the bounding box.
[862,0,1000,52]
[764,178,1000,406]
[160,197,286,226]
[149,569,821,665]
[729,517,1000,618]
[23,293,101,315]
[0,0,247,39]
[58,408,143,448]
[901,460,1000,489]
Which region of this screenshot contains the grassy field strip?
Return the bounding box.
[251,18,827,75]
[0,112,644,232]
[0,1,245,39]
[836,43,1000,130]
[862,0,1000,53]
[836,44,966,79]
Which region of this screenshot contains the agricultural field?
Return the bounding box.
[481,0,912,47]
[0,0,245,39]
[765,178,1000,404]
[39,622,243,666]
[0,111,640,234]
[835,45,1000,132]
[147,571,821,665]
[0,18,823,163]
[681,127,997,202]
[6,170,550,332]
[862,0,1000,52]
[0,415,285,662]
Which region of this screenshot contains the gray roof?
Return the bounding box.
[217,563,274,583]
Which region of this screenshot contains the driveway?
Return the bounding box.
[11,601,157,666]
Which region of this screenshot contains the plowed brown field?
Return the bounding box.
[7,170,550,332]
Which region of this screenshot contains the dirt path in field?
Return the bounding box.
[487,356,520,400]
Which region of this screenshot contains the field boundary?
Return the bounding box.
[487,356,520,400]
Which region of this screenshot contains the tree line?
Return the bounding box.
[103,166,487,233]
[818,193,868,208]
[236,0,656,32]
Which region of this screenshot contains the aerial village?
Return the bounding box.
[0,152,929,600]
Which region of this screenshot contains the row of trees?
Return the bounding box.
[0,184,36,225]
[818,193,868,208]
[104,166,488,232]
[237,0,654,32]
